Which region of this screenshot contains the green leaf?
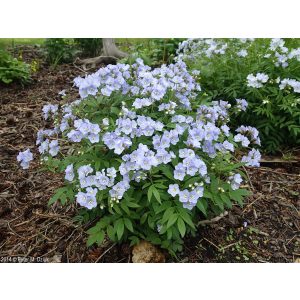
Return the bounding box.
[95,231,105,246]
[203,190,213,199]
[178,208,195,229]
[155,201,172,214]
[147,186,153,202]
[220,193,232,209]
[48,187,67,205]
[120,201,130,215]
[110,106,120,115]
[142,182,151,189]
[229,189,251,206]
[162,207,175,224]
[159,165,174,180]
[153,183,167,189]
[107,225,115,241]
[115,219,124,240]
[197,200,207,216]
[124,218,134,232]
[87,234,98,247]
[86,225,100,235]
[140,212,149,224]
[166,213,178,229]
[215,194,224,210]
[126,200,140,208]
[86,230,104,247]
[210,176,219,195]
[177,217,186,238]
[129,236,140,247]
[152,186,161,204]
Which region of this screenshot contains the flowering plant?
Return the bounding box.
[18,59,260,254]
[177,38,300,153]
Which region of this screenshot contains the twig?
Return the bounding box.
[203,238,221,251]
[286,235,298,245]
[220,241,240,251]
[242,194,263,213]
[95,243,116,263]
[33,212,72,219]
[258,259,269,263]
[72,63,88,74]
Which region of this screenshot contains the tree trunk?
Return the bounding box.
[102,38,128,59]
[75,38,128,70]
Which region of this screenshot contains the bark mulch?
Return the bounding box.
[0,46,299,263]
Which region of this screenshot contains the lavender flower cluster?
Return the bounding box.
[17,59,261,213]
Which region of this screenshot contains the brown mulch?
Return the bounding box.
[179,165,300,263]
[0,46,299,263]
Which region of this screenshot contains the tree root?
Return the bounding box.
[74,56,118,70]
[198,211,228,226]
[74,38,128,70]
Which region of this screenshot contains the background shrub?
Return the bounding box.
[44,38,79,66]
[0,48,31,84]
[74,38,103,57]
[177,38,300,153]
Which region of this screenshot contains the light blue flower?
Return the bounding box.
[168,184,180,197]
[174,163,186,181]
[49,140,59,157]
[242,149,261,167]
[17,149,33,169]
[229,173,243,190]
[234,134,250,147]
[78,165,93,179]
[65,164,74,181]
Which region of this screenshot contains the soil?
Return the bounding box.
[0,46,299,263]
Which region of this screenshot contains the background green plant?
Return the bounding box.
[0,48,31,84]
[123,38,184,67]
[74,38,103,57]
[180,38,300,153]
[44,38,79,66]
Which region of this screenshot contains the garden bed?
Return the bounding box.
[0,46,299,263]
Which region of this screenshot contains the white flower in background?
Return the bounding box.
[279,78,300,93]
[270,38,285,51]
[237,49,248,57]
[247,73,269,88]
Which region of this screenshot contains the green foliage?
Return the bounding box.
[124,38,184,66]
[180,38,300,153]
[44,38,79,66]
[44,38,103,67]
[74,38,103,57]
[0,49,30,84]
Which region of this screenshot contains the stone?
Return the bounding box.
[132,241,165,263]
